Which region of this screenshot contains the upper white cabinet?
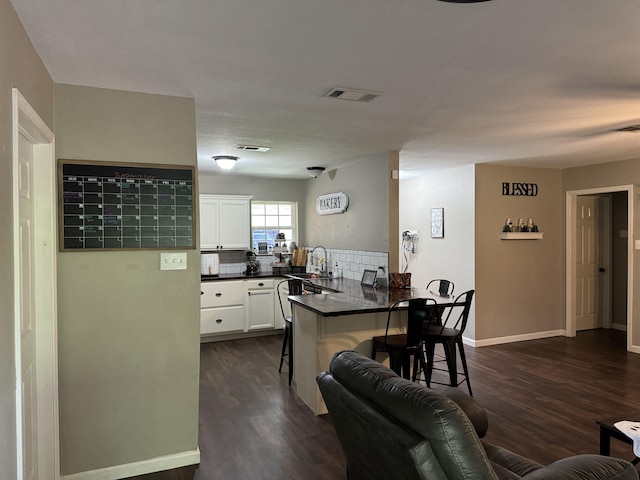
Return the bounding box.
[200,194,252,250]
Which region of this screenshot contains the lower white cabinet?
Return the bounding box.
[201,306,245,335]
[246,279,275,331]
[201,280,244,335]
[200,279,278,337]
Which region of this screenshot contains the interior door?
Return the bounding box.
[575,195,600,331]
[18,132,38,480]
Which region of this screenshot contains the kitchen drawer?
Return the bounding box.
[245,278,274,290]
[201,281,244,308]
[201,305,245,335]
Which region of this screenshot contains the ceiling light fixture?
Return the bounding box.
[213,155,238,170]
[307,166,325,178]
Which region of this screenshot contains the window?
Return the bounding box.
[251,201,297,250]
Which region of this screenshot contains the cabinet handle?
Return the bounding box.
[248,291,251,296]
[215,318,223,324]
[258,282,264,287]
[215,293,222,297]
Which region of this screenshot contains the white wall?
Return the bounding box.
[399,164,476,337]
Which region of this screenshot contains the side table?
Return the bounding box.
[596,413,640,466]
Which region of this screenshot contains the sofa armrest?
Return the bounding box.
[439,387,489,438]
[523,455,638,480]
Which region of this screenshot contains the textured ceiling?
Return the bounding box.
[11,0,640,179]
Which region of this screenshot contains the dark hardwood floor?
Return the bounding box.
[129,329,640,479]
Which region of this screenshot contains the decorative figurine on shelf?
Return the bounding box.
[517,218,526,232]
[503,218,513,232]
[528,218,539,232]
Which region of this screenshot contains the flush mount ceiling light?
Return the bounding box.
[307,166,325,178]
[213,155,238,170]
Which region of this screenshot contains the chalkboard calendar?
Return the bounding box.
[59,160,196,251]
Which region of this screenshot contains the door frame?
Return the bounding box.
[565,185,636,353]
[12,88,59,478]
[598,195,612,330]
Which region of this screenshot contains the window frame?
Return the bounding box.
[250,200,298,251]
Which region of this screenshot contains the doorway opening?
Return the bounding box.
[565,185,636,353]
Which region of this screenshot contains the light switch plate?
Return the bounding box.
[160,252,187,270]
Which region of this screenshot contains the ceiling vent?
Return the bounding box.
[614,125,640,133]
[234,145,270,152]
[322,86,382,103]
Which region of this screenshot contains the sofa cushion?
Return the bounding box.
[329,350,499,480]
[483,442,543,478]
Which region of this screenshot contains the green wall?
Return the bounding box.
[55,85,200,475]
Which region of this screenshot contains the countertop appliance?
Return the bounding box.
[201,253,220,275]
[244,251,262,276]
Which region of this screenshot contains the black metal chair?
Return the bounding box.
[371,297,439,380]
[426,278,455,297]
[423,289,475,395]
[277,278,303,385]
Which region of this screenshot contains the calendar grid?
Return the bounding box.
[59,161,195,251]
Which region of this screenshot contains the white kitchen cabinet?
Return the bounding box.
[200,280,245,335]
[200,194,252,250]
[245,279,275,331]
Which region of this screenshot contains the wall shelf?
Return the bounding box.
[500,232,544,240]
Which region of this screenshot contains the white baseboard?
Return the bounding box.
[610,323,628,332]
[464,329,565,347]
[61,448,200,480]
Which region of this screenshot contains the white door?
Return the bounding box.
[18,132,38,480]
[575,195,600,330]
[13,88,58,480]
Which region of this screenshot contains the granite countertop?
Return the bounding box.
[201,272,442,317]
[201,272,284,282]
[287,276,427,317]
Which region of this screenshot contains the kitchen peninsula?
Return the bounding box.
[288,277,427,415]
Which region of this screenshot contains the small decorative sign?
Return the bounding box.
[431,208,444,238]
[502,182,538,196]
[316,192,349,215]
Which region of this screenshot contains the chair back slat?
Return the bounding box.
[385,298,439,347]
[277,279,304,320]
[439,290,474,335]
[427,279,455,297]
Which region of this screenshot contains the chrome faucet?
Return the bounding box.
[311,245,328,275]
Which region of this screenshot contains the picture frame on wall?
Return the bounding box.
[431,207,444,238]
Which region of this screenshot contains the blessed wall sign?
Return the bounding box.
[316,192,349,215]
[502,182,538,196]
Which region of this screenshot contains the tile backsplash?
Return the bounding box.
[211,248,388,280]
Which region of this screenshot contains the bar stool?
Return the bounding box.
[423,289,475,395]
[277,279,303,384]
[371,297,439,379]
